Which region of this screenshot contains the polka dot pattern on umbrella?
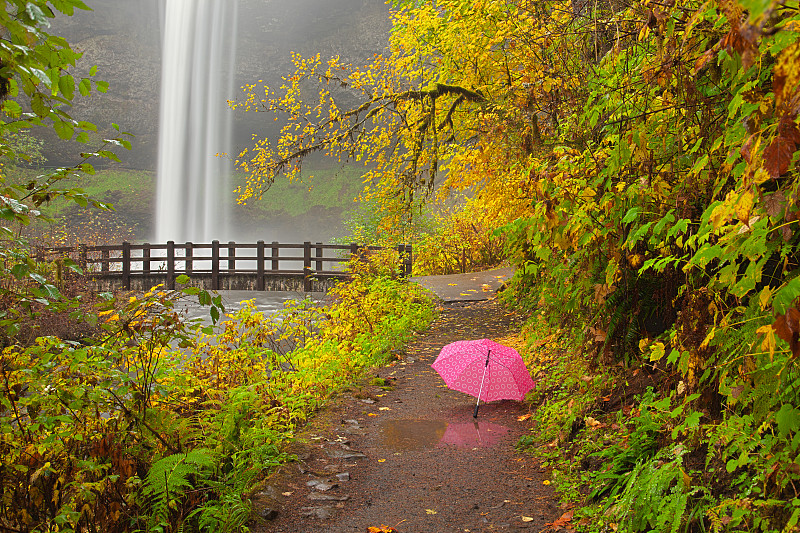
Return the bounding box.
[431,339,536,402]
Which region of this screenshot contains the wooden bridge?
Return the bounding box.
[36,241,412,293]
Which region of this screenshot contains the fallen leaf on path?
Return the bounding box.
[545,510,574,528]
[379,407,391,411]
[448,283,458,286]
[425,509,438,515]
[368,413,378,417]
[282,491,293,496]
[542,480,551,485]
[378,459,386,463]
[367,526,398,533]
[517,414,532,422]
[521,516,534,522]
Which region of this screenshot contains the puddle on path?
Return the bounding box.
[380,419,510,451]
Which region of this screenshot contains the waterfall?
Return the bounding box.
[155,0,239,243]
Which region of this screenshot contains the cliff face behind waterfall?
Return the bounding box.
[43,0,391,170]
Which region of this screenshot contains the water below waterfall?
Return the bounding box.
[155,0,239,243]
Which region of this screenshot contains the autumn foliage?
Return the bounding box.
[232,0,800,528]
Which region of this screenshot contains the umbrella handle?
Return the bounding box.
[474,349,491,418]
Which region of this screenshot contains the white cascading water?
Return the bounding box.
[155,0,239,243]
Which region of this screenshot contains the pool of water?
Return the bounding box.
[175,289,327,325]
[380,418,510,450]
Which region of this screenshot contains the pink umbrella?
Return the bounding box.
[432,339,535,418]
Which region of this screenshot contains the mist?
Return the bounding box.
[38,0,390,244]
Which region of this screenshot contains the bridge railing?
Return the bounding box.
[35,241,412,292]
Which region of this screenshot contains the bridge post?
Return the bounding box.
[315,242,323,273]
[78,244,88,271]
[228,241,235,272]
[185,242,193,276]
[257,240,265,291]
[350,242,359,267]
[271,241,279,272]
[143,243,151,275]
[303,241,312,292]
[167,241,175,290]
[212,240,220,290]
[101,249,109,274]
[397,244,412,277]
[122,242,131,290]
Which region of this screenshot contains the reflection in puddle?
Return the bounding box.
[380,419,510,450]
[381,420,447,451]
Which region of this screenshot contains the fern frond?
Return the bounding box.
[142,448,217,524]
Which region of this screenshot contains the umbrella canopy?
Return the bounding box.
[432,339,535,416]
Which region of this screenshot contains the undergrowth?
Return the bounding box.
[0,258,434,532]
[513,289,800,532]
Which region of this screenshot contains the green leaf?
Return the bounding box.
[53,120,74,140]
[11,263,31,279]
[58,74,75,99]
[198,291,212,306]
[775,276,800,314]
[30,93,49,118]
[777,404,800,437]
[78,78,91,96]
[622,207,639,224]
[175,274,190,285]
[2,100,23,117]
[740,0,773,21]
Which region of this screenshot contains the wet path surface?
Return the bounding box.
[253,299,561,533]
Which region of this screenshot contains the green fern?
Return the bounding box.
[141,448,217,529]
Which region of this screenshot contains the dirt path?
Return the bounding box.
[252,299,562,533]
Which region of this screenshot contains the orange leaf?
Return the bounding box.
[545,510,575,528]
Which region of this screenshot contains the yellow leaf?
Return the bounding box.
[648,342,666,362]
[735,190,755,224]
[759,286,773,311]
[425,509,437,515]
[700,326,716,350]
[543,480,551,485]
[757,324,776,358]
[522,516,535,522]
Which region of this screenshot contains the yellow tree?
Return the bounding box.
[231,0,579,242]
